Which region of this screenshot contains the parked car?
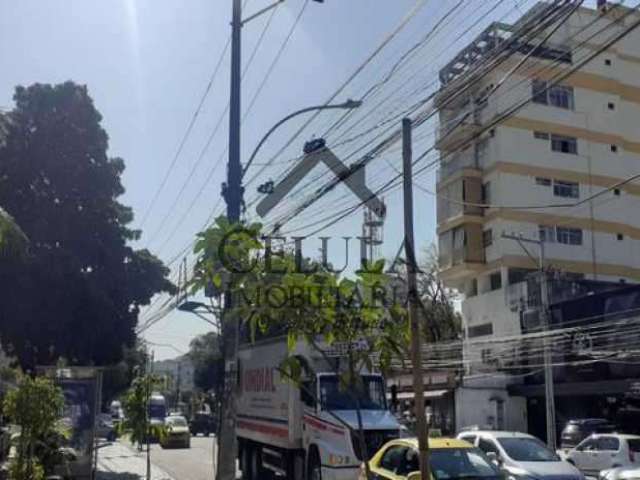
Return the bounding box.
[160,415,190,449]
[361,437,503,480]
[600,465,640,480]
[566,434,640,477]
[457,430,585,480]
[562,419,617,449]
[189,412,216,437]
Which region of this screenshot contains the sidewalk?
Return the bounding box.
[96,440,175,480]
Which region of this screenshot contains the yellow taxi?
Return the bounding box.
[360,437,505,480]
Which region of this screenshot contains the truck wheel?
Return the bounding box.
[250,446,264,480]
[241,443,253,480]
[307,449,322,480]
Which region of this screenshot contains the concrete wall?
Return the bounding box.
[455,377,528,432]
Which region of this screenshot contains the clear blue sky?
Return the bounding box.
[0,0,602,360]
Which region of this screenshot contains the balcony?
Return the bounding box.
[436,106,482,151]
[437,174,484,225]
[438,224,486,283]
[437,151,479,183]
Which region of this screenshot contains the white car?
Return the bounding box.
[458,430,585,480]
[566,434,640,477]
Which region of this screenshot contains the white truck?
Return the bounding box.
[236,336,401,480]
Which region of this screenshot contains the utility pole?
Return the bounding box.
[218,1,242,479]
[502,233,556,449]
[146,349,153,480]
[175,360,182,412]
[402,117,431,480]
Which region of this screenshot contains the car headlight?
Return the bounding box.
[599,469,613,480]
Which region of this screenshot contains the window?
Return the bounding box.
[553,180,579,198]
[551,135,578,154]
[539,225,555,243]
[627,439,640,453]
[483,229,493,247]
[556,227,583,245]
[611,145,618,153]
[380,446,407,473]
[534,131,550,140]
[597,437,620,452]
[430,448,501,480]
[532,79,548,105]
[608,102,616,110]
[468,278,478,297]
[482,181,492,205]
[535,177,551,186]
[532,79,574,109]
[478,438,500,456]
[617,233,624,241]
[495,401,505,430]
[460,435,477,446]
[301,380,316,408]
[614,188,621,196]
[605,58,612,66]
[497,437,559,462]
[320,375,386,411]
[577,438,598,451]
[549,85,575,109]
[490,272,502,291]
[468,323,494,338]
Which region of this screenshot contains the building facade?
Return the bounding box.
[435,2,640,432]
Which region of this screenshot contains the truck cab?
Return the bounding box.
[301,373,401,480]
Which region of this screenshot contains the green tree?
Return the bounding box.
[120,374,164,450]
[0,82,175,369]
[3,375,65,480]
[188,332,224,395]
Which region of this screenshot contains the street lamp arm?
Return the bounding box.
[241,0,285,26]
[241,99,363,179]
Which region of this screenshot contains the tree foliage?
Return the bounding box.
[388,245,461,343]
[188,332,223,394]
[0,206,27,258]
[120,374,165,450]
[3,375,65,480]
[0,82,175,368]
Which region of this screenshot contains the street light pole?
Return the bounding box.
[502,233,556,450]
[220,2,328,478]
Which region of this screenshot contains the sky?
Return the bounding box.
[0,0,602,360]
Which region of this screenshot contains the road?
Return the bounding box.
[149,435,216,480]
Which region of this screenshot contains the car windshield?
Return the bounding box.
[319,375,386,411]
[166,417,187,427]
[429,448,502,480]
[497,437,559,462]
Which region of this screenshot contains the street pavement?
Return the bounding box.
[149,435,217,480]
[96,435,241,480]
[96,440,176,480]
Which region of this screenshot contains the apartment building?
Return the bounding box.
[435,1,640,431]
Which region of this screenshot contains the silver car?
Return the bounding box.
[600,466,640,480]
[458,430,585,480]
